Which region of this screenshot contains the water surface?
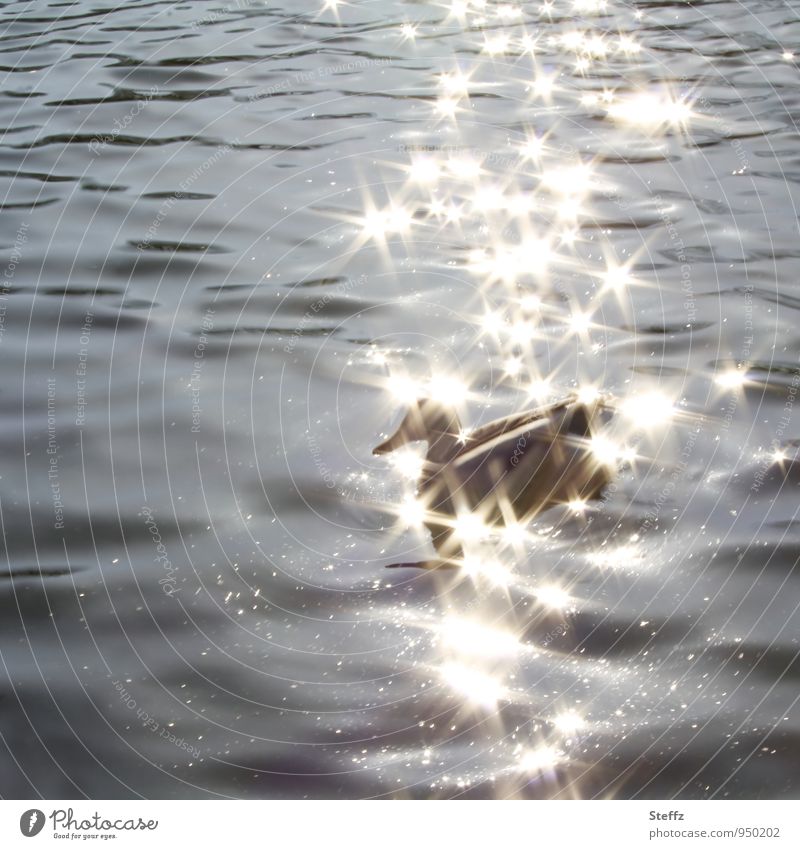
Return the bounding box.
[1,0,799,799]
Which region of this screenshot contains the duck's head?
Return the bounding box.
[373,398,462,457]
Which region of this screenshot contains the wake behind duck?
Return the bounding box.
[374,394,614,569]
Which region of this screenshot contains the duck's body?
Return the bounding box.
[374,395,612,568]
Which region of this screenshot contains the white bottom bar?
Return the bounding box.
[2,800,798,848]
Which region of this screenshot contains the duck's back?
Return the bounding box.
[420,399,608,523]
[461,397,590,451]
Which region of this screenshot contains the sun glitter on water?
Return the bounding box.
[319,0,724,793]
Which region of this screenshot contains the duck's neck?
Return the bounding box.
[417,403,463,465]
[425,429,463,464]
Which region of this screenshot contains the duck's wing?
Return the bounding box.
[461,396,583,451]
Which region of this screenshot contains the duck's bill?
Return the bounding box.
[372,437,395,455]
[373,427,404,455]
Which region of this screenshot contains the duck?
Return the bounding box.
[373,394,613,569]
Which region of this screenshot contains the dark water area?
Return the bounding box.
[1,0,799,799]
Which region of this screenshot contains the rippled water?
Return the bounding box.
[1,0,800,799]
